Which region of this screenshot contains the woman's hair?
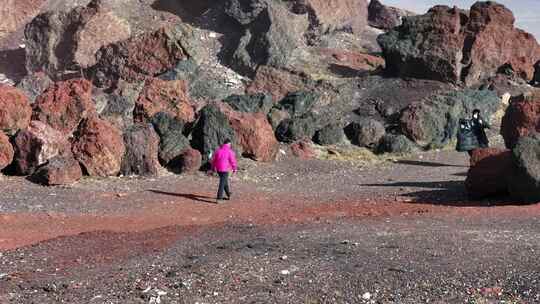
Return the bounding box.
[223,138,231,145]
[472,109,481,115]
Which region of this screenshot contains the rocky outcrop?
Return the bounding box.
[24,0,132,78]
[246,66,311,102]
[290,139,316,159]
[500,91,540,149]
[89,24,196,88]
[534,61,540,86]
[12,121,71,175]
[314,124,344,146]
[151,112,191,166]
[219,103,278,162]
[378,134,417,154]
[275,115,318,143]
[508,134,540,203]
[465,148,512,199]
[96,80,141,130]
[174,147,202,174]
[0,84,32,136]
[400,89,500,148]
[223,93,273,114]
[32,78,95,135]
[71,115,125,177]
[120,124,160,176]
[368,0,410,31]
[16,72,53,103]
[378,2,540,86]
[0,131,14,170]
[191,104,236,163]
[31,155,82,186]
[345,119,385,149]
[134,78,195,123]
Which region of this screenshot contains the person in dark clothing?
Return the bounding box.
[471,109,490,148]
[456,118,479,156]
[210,139,238,203]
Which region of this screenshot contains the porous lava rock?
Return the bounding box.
[120,124,160,176]
[465,148,512,199]
[151,112,191,166]
[0,84,32,136]
[501,91,540,149]
[191,104,236,163]
[31,155,82,186]
[508,133,540,203]
[0,131,14,171]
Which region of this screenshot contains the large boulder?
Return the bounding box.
[31,155,82,186]
[246,66,312,102]
[378,134,418,154]
[0,84,32,136]
[120,124,160,176]
[345,119,385,149]
[378,2,540,86]
[0,0,45,42]
[225,0,309,76]
[275,115,318,143]
[151,112,191,166]
[465,148,513,199]
[368,0,410,31]
[71,115,125,177]
[12,121,71,175]
[191,104,236,163]
[16,72,53,103]
[400,89,500,148]
[278,91,319,118]
[533,61,540,86]
[32,78,95,135]
[0,131,14,171]
[223,93,273,114]
[134,78,195,124]
[314,123,344,146]
[24,0,132,78]
[89,23,196,88]
[501,91,540,149]
[219,103,278,162]
[508,134,540,203]
[174,148,202,174]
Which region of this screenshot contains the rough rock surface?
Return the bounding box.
[71,115,125,177]
[501,91,540,149]
[378,2,540,86]
[246,66,311,102]
[400,89,500,148]
[219,103,278,162]
[275,115,318,143]
[191,104,236,163]
[378,134,417,154]
[31,155,82,186]
[0,0,45,42]
[534,61,540,86]
[0,84,32,135]
[345,119,385,149]
[465,148,512,199]
[32,78,95,135]
[151,112,191,166]
[89,24,195,88]
[24,0,132,77]
[134,78,195,123]
[174,148,201,174]
[293,0,368,35]
[290,140,316,159]
[314,124,344,146]
[223,93,273,114]
[15,72,53,103]
[508,134,540,203]
[0,131,14,170]
[368,0,410,31]
[120,124,160,176]
[12,121,71,175]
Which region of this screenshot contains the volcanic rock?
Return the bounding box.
[378,2,540,86]
[32,78,95,135]
[151,112,191,166]
[534,61,540,86]
[345,119,385,149]
[378,134,417,154]
[246,66,311,102]
[71,115,125,177]
[173,147,202,174]
[275,115,318,143]
[368,0,410,31]
[508,133,540,203]
[12,121,71,175]
[134,78,195,124]
[293,0,368,35]
[223,93,273,114]
[0,131,14,171]
[0,84,32,135]
[290,140,316,159]
[31,155,82,186]
[500,90,540,149]
[16,72,53,103]
[120,124,160,176]
[315,124,344,146]
[191,104,236,163]
[465,148,512,199]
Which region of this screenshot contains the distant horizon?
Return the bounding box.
[382,0,540,41]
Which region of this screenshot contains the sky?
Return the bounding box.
[382,0,540,40]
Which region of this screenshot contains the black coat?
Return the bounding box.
[471,116,490,148]
[456,119,479,152]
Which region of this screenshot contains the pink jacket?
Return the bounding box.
[211,144,237,173]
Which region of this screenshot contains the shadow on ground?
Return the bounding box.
[395,160,468,168]
[148,189,217,204]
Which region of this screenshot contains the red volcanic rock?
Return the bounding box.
[297,0,368,34]
[0,0,45,42]
[134,78,195,123]
[378,2,540,86]
[176,148,202,174]
[368,0,411,30]
[0,85,32,136]
[318,48,385,72]
[219,103,279,162]
[290,140,316,159]
[71,115,125,177]
[120,124,160,177]
[0,131,14,170]
[32,78,95,135]
[90,25,193,88]
[465,148,513,199]
[246,66,309,102]
[31,155,82,186]
[501,90,540,149]
[12,121,71,175]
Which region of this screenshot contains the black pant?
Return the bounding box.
[217,172,231,199]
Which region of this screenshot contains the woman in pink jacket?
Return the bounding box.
[210,139,237,202]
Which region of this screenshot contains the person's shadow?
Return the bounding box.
[148,190,217,204]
